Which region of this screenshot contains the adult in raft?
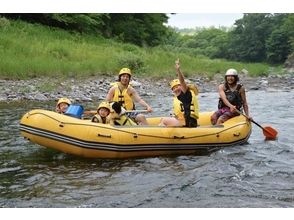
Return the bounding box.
[210,68,251,125]
[159,59,199,127]
[106,67,152,125]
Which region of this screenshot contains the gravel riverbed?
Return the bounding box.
[0,73,293,103]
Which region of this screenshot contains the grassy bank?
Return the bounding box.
[0,18,278,80]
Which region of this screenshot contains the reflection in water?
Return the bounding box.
[0,91,294,207]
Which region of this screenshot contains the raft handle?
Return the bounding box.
[233,133,240,137]
[174,136,185,139]
[98,133,112,138]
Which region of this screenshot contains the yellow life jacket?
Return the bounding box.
[112,82,134,110]
[187,84,199,95]
[173,89,199,122]
[114,114,137,126]
[91,114,111,124]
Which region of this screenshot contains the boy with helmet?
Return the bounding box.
[159,59,199,127]
[92,101,112,124]
[56,97,71,114]
[210,68,251,125]
[106,67,152,125]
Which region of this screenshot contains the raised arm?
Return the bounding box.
[175,58,188,93]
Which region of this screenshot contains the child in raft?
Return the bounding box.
[91,101,112,124]
[56,97,71,114]
[92,101,136,126]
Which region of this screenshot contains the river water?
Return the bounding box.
[0,90,294,208]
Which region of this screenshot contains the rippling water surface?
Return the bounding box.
[1,90,294,207]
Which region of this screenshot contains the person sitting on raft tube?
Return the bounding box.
[56,97,71,114]
[159,59,199,127]
[106,67,152,125]
[210,68,252,125]
[92,101,112,124]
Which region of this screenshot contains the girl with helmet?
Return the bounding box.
[210,68,251,125]
[56,97,71,114]
[159,59,199,127]
[106,67,152,125]
[92,101,112,124]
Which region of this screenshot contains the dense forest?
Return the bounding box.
[2,13,293,65]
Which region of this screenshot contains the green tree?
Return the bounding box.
[161,26,183,45]
[266,28,291,64]
[227,13,274,62]
[0,13,108,34]
[182,28,229,59]
[281,14,294,51]
[1,13,169,47]
[102,14,169,47]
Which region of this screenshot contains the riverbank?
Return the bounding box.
[0,73,293,103]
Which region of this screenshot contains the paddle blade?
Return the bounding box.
[263,126,278,140]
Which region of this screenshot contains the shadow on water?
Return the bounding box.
[1,90,294,207]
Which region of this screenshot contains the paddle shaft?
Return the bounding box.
[84,109,149,115]
[236,109,261,126]
[236,109,267,131]
[236,110,263,129]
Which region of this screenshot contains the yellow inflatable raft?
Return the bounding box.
[20,109,251,159]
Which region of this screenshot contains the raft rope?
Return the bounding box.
[25,112,249,140]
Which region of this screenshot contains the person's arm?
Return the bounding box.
[105,87,115,101]
[240,87,251,118]
[130,87,153,112]
[218,84,236,112]
[175,58,188,93]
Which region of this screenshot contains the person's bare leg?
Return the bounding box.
[135,114,148,125]
[159,117,181,126]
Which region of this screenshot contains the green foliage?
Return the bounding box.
[281,14,294,51]
[116,52,145,73]
[227,13,274,62]
[0,13,169,47]
[225,13,294,64]
[0,16,10,28]
[49,14,108,33]
[266,28,291,64]
[161,27,183,45]
[1,13,108,34]
[101,14,169,47]
[0,18,275,80]
[2,13,293,66]
[181,28,229,59]
[164,14,293,65]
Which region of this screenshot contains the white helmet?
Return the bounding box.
[225,68,238,76]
